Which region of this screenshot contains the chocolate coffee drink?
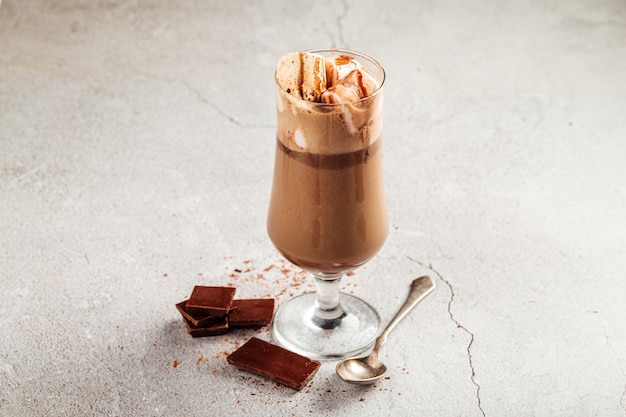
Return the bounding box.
[268,51,387,276]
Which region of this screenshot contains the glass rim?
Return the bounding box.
[274,48,385,107]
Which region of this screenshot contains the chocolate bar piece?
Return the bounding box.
[186,286,236,317]
[182,315,229,337]
[176,300,224,327]
[227,337,320,390]
[228,299,275,328]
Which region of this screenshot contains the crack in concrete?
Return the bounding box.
[180,81,274,130]
[124,65,272,130]
[408,256,486,417]
[181,80,242,127]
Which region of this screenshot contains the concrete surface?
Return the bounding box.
[1,0,625,416]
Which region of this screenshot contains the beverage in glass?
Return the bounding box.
[268,49,387,359]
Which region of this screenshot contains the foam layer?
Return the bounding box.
[276,88,382,154]
[275,51,384,155]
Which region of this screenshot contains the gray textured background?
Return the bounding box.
[1,0,625,416]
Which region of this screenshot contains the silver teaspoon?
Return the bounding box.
[336,275,435,385]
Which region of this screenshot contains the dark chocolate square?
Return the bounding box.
[186,286,236,317]
[182,315,229,337]
[227,337,321,390]
[176,300,225,328]
[228,299,275,328]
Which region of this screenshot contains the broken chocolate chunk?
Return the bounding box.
[227,337,320,390]
[182,316,229,337]
[228,299,275,328]
[186,286,236,317]
[176,300,225,328]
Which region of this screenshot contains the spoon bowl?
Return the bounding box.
[335,275,435,384]
[336,351,387,385]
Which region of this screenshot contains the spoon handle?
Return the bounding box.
[374,275,435,350]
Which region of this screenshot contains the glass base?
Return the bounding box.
[272,292,381,360]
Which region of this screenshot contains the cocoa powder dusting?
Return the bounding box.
[335,55,352,65]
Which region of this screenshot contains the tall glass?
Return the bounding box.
[267,49,387,360]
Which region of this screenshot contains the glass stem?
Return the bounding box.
[312,275,346,329]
